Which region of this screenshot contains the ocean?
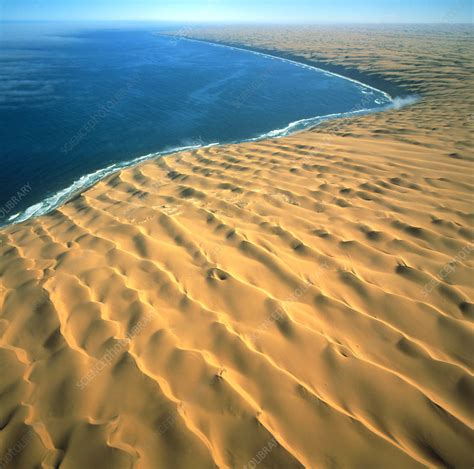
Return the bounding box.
[0,22,393,226]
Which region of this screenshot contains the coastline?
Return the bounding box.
[0,143,211,229]
[158,33,408,99]
[0,37,397,230]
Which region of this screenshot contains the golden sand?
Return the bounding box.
[0,25,473,468]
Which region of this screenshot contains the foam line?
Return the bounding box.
[0,143,214,228]
[163,35,394,102]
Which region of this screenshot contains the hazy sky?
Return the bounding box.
[1,0,472,23]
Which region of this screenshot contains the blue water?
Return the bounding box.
[0,22,392,227]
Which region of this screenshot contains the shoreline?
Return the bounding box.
[159,33,410,99]
[0,36,398,230]
[159,34,398,101]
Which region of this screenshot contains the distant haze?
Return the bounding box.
[1,0,472,23]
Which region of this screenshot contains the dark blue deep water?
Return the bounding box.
[0,22,392,226]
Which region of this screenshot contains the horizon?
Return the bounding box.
[1,19,474,25]
[0,0,472,24]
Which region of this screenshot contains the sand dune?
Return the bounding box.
[1,25,473,468]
